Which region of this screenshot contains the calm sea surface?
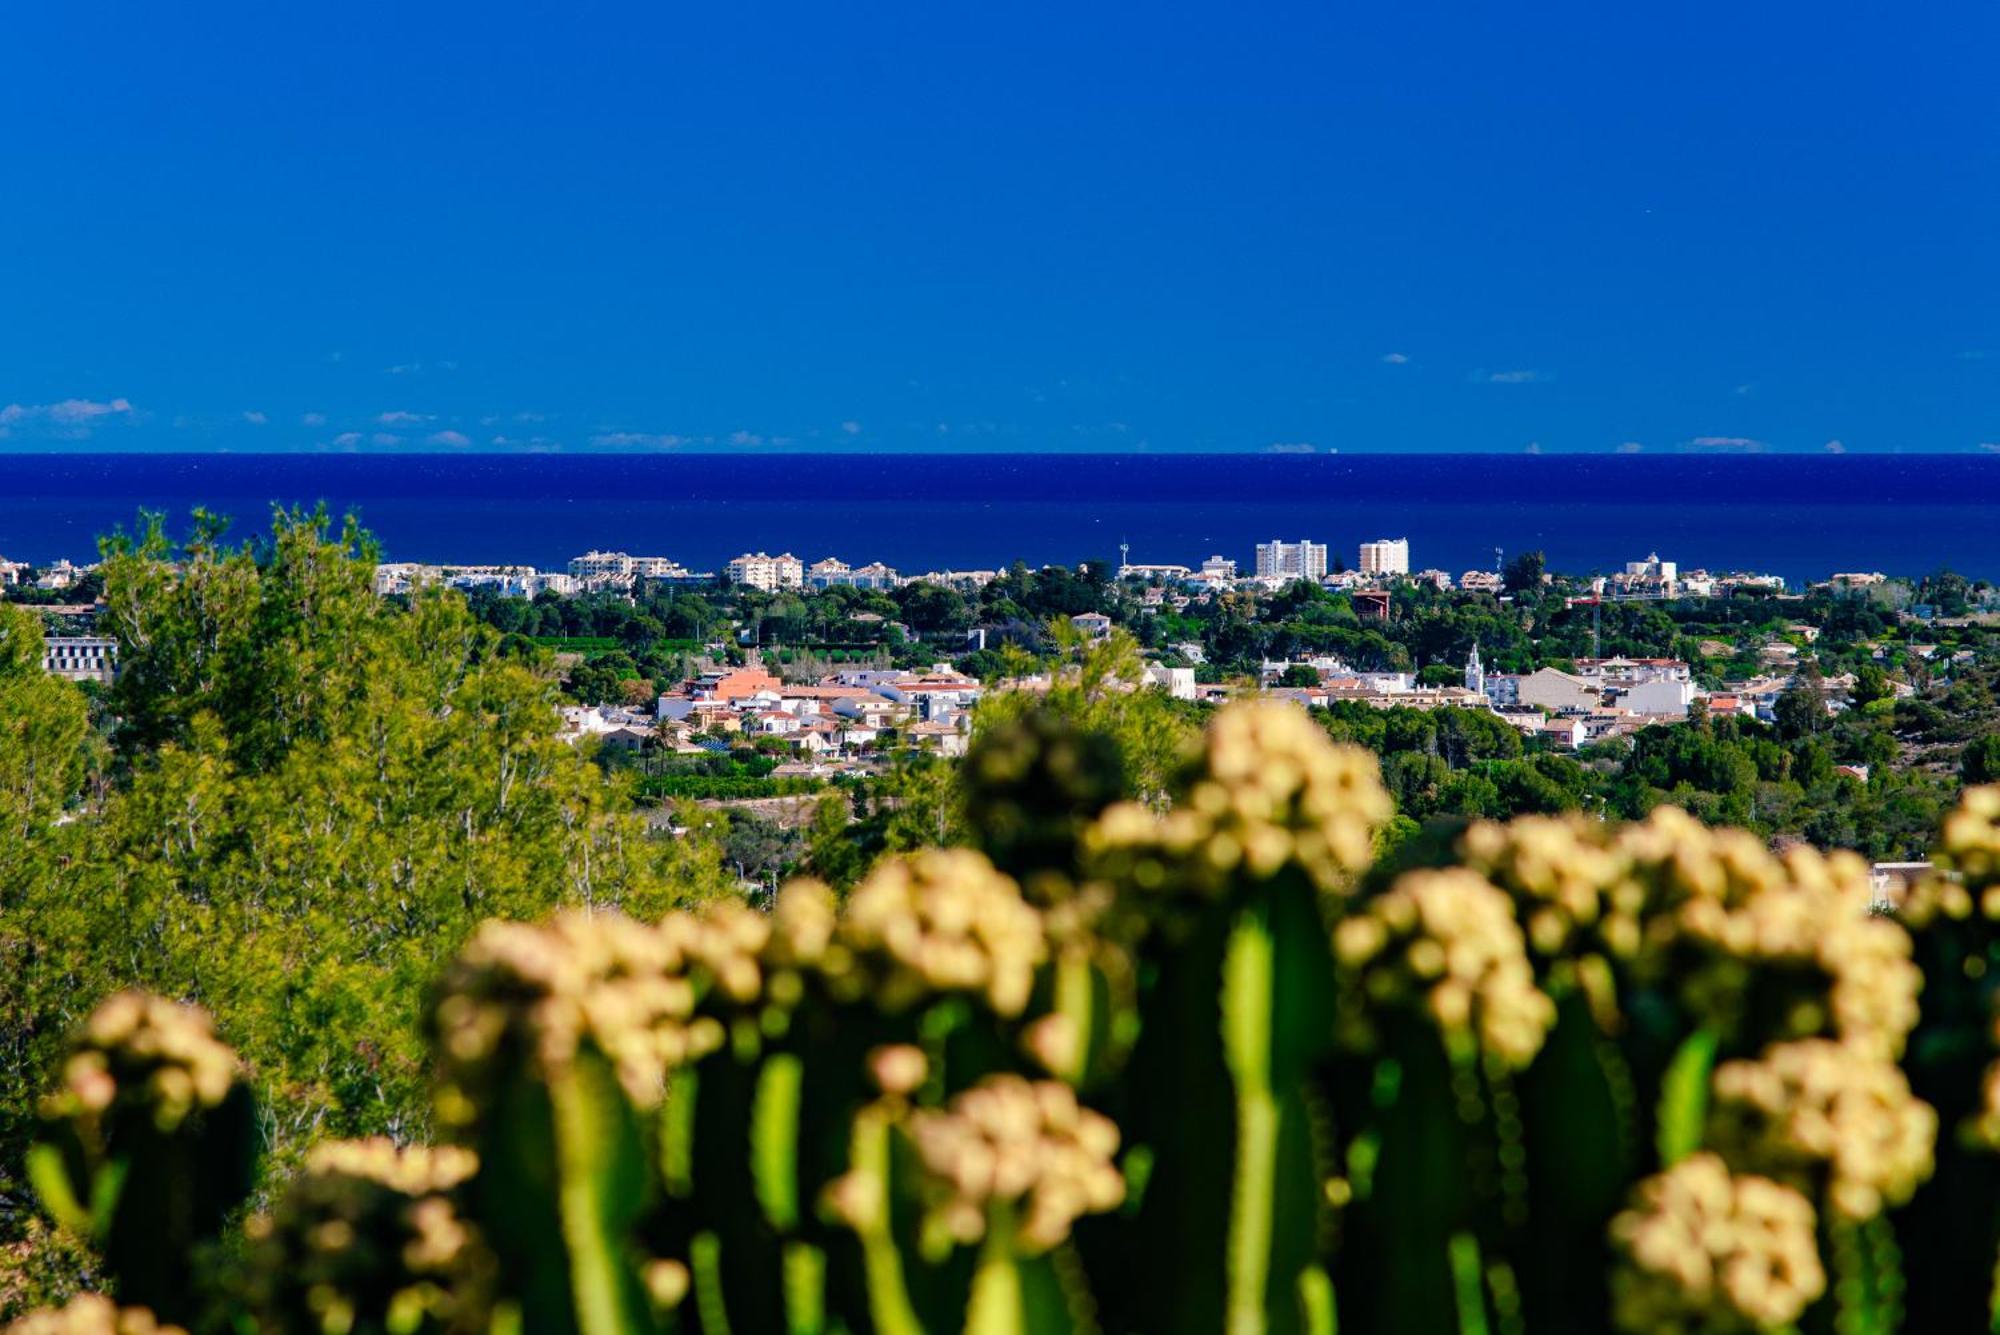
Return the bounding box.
[2,453,1996,585]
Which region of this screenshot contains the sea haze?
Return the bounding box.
[2,453,1997,585]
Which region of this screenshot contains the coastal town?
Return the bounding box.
[8,535,1978,793]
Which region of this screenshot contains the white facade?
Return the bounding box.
[724,552,805,591]
[806,558,901,590]
[1620,676,1696,716]
[566,551,696,583]
[1514,667,1601,714]
[1200,554,1239,580]
[44,636,117,683]
[1254,539,1328,581]
[1358,538,1410,576]
[1142,662,1198,700]
[1624,552,1678,584]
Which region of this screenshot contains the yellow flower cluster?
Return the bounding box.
[244,1138,490,1335]
[2,1298,183,1335]
[1937,784,2000,889]
[41,992,242,1135]
[1084,701,1391,903]
[832,849,1046,1016]
[903,1075,1125,1254]
[1466,806,1922,1056]
[432,912,723,1119]
[1653,834,1919,1059]
[1459,814,1643,963]
[1609,1153,1826,1335]
[1707,1039,1936,1221]
[1333,868,1555,1069]
[1957,1058,2000,1151]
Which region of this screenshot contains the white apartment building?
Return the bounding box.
[567,551,696,583]
[1254,539,1328,581]
[0,558,26,586]
[1358,538,1410,576]
[44,636,117,683]
[1624,552,1677,585]
[806,558,901,590]
[724,552,805,591]
[1200,554,1238,580]
[374,564,575,598]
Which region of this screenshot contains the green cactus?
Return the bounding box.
[240,1137,494,1335]
[24,706,2000,1335]
[26,994,256,1328]
[428,914,700,1335]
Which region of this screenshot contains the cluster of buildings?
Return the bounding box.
[374,562,581,598]
[0,557,90,591]
[560,659,986,766]
[1601,553,1789,600]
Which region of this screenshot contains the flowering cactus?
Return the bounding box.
[31,703,2000,1333]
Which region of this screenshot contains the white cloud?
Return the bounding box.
[1616,441,1644,454]
[1482,370,1541,384]
[331,432,364,448]
[376,410,432,425]
[1979,442,2000,454]
[242,411,268,425]
[1380,352,1409,365]
[371,432,405,447]
[590,431,686,449]
[1824,439,1846,454]
[1523,441,1543,454]
[840,420,862,435]
[302,412,327,426]
[0,396,134,426]
[426,430,472,447]
[1266,442,1316,454]
[729,430,765,447]
[1734,383,1756,396]
[1686,435,1767,452]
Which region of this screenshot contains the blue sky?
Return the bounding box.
[2,2,1996,454]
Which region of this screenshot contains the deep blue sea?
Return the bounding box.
[2,453,1997,585]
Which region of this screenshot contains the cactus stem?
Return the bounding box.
[1222,903,1278,1335]
[1448,1233,1490,1335]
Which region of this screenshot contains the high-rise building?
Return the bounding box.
[1254,539,1328,581]
[1358,538,1411,576]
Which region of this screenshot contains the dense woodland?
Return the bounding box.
[4,515,1998,1313]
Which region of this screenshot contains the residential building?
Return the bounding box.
[911,569,1000,591]
[1460,570,1503,594]
[1069,612,1114,639]
[1142,662,1197,700]
[1200,554,1239,581]
[43,636,117,683]
[1358,538,1410,576]
[0,558,26,586]
[1254,539,1327,581]
[1622,552,1678,587]
[1119,562,1193,582]
[805,557,901,590]
[724,552,805,591]
[1514,667,1601,714]
[36,560,86,591]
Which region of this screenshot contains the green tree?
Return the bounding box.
[1503,549,1546,593]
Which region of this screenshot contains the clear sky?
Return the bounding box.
[3,2,1996,454]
